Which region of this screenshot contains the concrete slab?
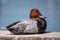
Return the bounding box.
[0,30,60,40]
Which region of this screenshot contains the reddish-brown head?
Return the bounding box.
[30,8,42,19]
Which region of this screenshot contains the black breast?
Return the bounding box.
[37,18,47,33]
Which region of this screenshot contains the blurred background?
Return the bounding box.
[0,0,60,32]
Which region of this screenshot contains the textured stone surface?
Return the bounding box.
[0,30,60,40]
[0,37,15,40]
